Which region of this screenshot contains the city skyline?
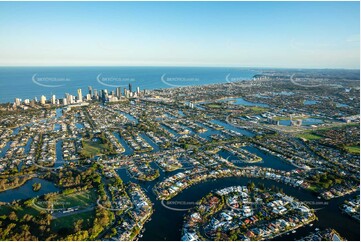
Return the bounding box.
[0,1,359,69]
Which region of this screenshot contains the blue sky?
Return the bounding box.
[0,1,359,68]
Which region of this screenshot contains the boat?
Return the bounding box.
[309,224,313,227]
[292,230,296,233]
[315,228,320,231]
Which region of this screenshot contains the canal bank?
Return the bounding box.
[116,166,359,241]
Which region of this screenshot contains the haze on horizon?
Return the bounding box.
[0,1,359,69]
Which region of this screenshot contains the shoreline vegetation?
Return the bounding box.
[0,174,37,193]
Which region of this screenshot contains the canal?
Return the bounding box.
[113,132,134,155]
[211,119,255,137]
[54,140,65,168]
[115,158,359,241]
[118,111,139,124]
[218,145,296,171]
[139,133,160,153]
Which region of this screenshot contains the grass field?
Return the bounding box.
[344,145,360,154]
[0,204,40,217]
[206,104,222,109]
[0,205,12,216]
[297,132,323,140]
[306,185,320,193]
[273,115,308,121]
[35,189,97,210]
[51,210,95,232]
[81,139,111,157]
[249,106,268,112]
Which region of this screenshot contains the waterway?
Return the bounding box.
[12,127,21,135]
[160,124,180,138]
[153,178,360,241]
[278,118,324,126]
[119,111,139,124]
[54,123,61,131]
[75,123,85,129]
[211,119,255,137]
[196,122,223,141]
[113,132,134,155]
[54,140,65,168]
[165,113,177,119]
[336,103,349,108]
[222,97,269,107]
[0,178,59,203]
[23,138,33,155]
[113,144,359,241]
[0,141,12,158]
[56,108,63,118]
[304,100,318,105]
[218,145,295,171]
[140,133,160,153]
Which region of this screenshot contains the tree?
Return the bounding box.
[9,211,17,221]
[32,183,41,191]
[74,219,83,233]
[247,181,255,191]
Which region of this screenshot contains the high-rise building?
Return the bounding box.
[14,98,21,106]
[116,87,121,98]
[101,89,109,102]
[65,93,71,104]
[77,88,83,102]
[94,89,98,99]
[51,95,56,105]
[125,89,130,98]
[40,95,46,105]
[129,83,132,93]
[63,98,68,106]
[88,86,93,96]
[137,87,140,95]
[66,93,74,104]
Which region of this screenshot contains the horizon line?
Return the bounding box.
[0,65,359,71]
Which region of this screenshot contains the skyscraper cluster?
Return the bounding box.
[13,83,143,107]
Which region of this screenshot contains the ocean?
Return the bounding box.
[0,67,259,103]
